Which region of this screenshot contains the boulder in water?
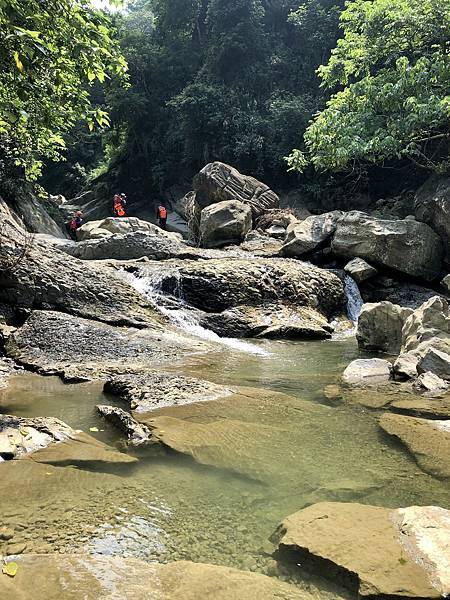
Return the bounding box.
[342,358,393,386]
[357,301,413,353]
[413,371,449,393]
[96,405,153,445]
[332,211,443,281]
[281,211,342,257]
[199,200,252,248]
[344,257,377,283]
[271,502,450,598]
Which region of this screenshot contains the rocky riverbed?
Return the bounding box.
[0,168,449,599]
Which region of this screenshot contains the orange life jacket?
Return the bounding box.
[114,196,125,217]
[158,206,167,219]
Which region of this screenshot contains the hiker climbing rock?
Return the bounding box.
[68,210,83,240]
[156,204,168,230]
[113,193,127,217]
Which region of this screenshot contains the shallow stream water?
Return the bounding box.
[1,337,449,598]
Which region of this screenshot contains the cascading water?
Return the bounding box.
[129,269,269,356]
[344,274,364,323]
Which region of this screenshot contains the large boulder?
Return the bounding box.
[271,502,450,598]
[77,217,181,242]
[342,358,392,386]
[0,211,160,326]
[194,161,279,217]
[379,413,450,478]
[401,296,450,353]
[332,211,443,281]
[281,211,342,257]
[357,301,413,353]
[415,176,450,263]
[0,556,315,600]
[199,200,252,248]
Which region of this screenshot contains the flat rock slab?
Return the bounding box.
[390,396,450,419]
[379,413,450,478]
[6,310,210,380]
[272,502,450,598]
[27,432,137,466]
[0,555,315,600]
[104,372,234,412]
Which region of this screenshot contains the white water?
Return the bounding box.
[129,271,269,356]
[344,274,364,323]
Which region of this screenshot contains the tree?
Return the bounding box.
[291,0,450,174]
[0,0,127,180]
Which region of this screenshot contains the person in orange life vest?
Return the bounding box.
[156,204,168,230]
[68,210,83,240]
[113,193,127,217]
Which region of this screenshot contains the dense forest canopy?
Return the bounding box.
[1,0,449,203]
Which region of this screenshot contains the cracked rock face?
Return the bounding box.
[272,502,450,599]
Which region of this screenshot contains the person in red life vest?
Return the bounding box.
[68,210,83,240]
[156,204,168,230]
[113,193,127,217]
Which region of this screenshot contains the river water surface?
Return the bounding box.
[1,337,449,598]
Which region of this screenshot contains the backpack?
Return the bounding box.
[69,218,78,231]
[159,206,167,219]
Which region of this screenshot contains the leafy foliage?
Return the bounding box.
[0,0,127,180]
[91,0,344,201]
[295,0,450,173]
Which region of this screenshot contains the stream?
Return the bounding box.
[1,330,449,598]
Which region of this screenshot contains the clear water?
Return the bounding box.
[1,338,449,598]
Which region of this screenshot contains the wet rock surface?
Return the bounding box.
[6,310,210,380]
[272,502,450,599]
[104,372,234,412]
[96,405,153,445]
[137,257,345,317]
[332,211,443,281]
[0,555,317,600]
[379,413,450,478]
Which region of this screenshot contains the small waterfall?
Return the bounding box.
[129,270,269,356]
[344,275,364,324]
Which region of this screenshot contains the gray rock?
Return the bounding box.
[442,274,450,294]
[342,358,392,386]
[415,176,450,263]
[413,371,449,393]
[418,347,450,380]
[265,225,286,239]
[136,257,345,317]
[200,200,252,248]
[394,352,421,379]
[357,302,413,353]
[194,161,279,217]
[104,373,233,413]
[0,209,160,327]
[401,296,450,353]
[344,258,377,283]
[5,311,210,381]
[282,211,343,257]
[96,405,153,445]
[332,211,443,281]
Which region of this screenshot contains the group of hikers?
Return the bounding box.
[68,192,169,239]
